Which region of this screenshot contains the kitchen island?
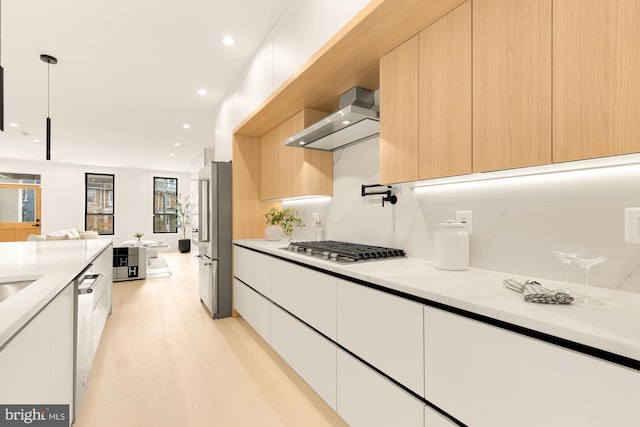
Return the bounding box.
[233,239,640,427]
[0,239,113,426]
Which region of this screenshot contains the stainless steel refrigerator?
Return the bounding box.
[195,161,232,318]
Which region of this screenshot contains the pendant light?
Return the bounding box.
[40,53,57,161]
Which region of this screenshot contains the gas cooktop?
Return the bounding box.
[285,240,406,263]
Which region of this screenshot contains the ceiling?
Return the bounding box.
[0,0,290,172]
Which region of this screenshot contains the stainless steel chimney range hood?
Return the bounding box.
[284,86,379,151]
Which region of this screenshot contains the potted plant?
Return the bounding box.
[176,194,193,253]
[133,232,144,246]
[264,207,304,241]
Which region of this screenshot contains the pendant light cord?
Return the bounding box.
[47,62,50,117]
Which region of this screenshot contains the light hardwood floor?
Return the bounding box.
[75,252,347,427]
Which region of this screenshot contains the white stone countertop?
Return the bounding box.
[234,239,640,364]
[0,239,113,348]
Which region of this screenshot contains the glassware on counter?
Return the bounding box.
[550,246,578,293]
[572,251,607,305]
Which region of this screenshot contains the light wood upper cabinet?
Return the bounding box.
[260,109,332,200]
[290,109,333,198]
[380,35,419,185]
[259,127,280,201]
[473,0,552,172]
[419,1,472,179]
[553,0,640,162]
[380,2,471,185]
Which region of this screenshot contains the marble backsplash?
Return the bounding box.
[285,137,640,293]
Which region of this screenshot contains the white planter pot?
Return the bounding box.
[265,225,283,241]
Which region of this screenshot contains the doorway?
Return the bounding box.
[0,183,42,242]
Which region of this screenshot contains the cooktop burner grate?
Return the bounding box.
[286,240,406,262]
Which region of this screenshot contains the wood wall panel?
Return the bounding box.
[233,135,279,240]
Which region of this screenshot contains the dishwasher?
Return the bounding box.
[74,265,103,422]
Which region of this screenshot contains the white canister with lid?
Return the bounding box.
[434,221,469,271]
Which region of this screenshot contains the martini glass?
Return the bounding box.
[572,252,607,305]
[550,246,577,293]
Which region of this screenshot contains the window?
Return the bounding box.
[153,177,177,233]
[85,173,114,235]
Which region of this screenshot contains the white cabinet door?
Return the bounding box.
[337,279,424,396]
[0,283,74,425]
[270,304,337,410]
[337,349,424,427]
[234,246,271,297]
[92,276,110,354]
[91,244,113,353]
[424,306,640,427]
[425,406,456,427]
[271,258,337,339]
[233,279,270,343]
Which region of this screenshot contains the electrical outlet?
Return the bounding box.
[311,213,319,224]
[624,208,640,243]
[456,210,472,234]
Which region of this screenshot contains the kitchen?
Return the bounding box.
[229,0,640,425]
[2,0,640,426]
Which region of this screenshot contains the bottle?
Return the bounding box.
[433,221,469,271]
[315,220,324,241]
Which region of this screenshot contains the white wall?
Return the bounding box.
[283,138,640,295]
[212,0,371,162]
[0,158,191,251]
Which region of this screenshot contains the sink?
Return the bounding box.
[0,279,38,304]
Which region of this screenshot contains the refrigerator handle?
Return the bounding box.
[194,254,216,266]
[199,178,210,242]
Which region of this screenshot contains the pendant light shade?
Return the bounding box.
[40,54,57,161]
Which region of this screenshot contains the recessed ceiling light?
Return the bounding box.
[342,120,351,125]
[169,153,175,157]
[33,139,41,143]
[299,141,306,146]
[182,124,190,129]
[198,89,207,96]
[222,36,235,46]
[173,142,181,147]
[9,123,18,127]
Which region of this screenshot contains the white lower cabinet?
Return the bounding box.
[337,279,424,396]
[0,283,75,426]
[424,406,456,427]
[90,245,113,354]
[270,304,337,410]
[337,349,425,427]
[424,306,640,427]
[234,246,272,296]
[270,258,337,340]
[233,278,270,342]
